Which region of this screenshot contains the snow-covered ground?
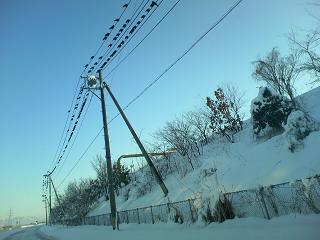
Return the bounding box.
[88,87,320,216]
[38,214,320,240]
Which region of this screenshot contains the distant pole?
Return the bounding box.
[104,84,168,196]
[45,197,48,225]
[98,70,117,230]
[42,195,48,225]
[48,176,52,224]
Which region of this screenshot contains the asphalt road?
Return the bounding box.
[3,226,52,240]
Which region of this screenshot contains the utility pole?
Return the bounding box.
[104,84,168,196]
[51,178,66,222]
[8,208,12,227]
[98,70,117,230]
[48,175,52,225]
[42,195,48,225]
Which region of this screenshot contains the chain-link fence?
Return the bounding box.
[60,174,320,226]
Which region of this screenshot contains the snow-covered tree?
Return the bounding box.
[251,87,293,138]
[284,110,319,152]
[253,48,300,108]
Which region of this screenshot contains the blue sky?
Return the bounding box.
[0,0,318,221]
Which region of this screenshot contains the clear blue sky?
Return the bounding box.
[0,0,318,221]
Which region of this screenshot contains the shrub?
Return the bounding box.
[206,87,243,143]
[202,195,235,223]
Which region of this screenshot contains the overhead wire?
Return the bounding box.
[56,0,243,189]
[91,0,151,73]
[105,0,180,77]
[84,1,132,74]
[46,2,132,176]
[101,0,165,72]
[53,92,93,180]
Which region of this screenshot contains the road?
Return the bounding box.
[2,226,52,240]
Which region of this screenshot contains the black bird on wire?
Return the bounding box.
[150,1,158,7]
[123,3,128,8]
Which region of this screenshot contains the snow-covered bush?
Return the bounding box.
[284,110,319,152]
[251,87,293,139]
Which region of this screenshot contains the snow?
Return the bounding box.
[87,87,320,216]
[37,214,320,240]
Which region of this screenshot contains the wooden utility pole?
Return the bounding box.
[42,195,48,225]
[48,176,52,224]
[98,70,117,230]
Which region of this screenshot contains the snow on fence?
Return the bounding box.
[61,175,320,226]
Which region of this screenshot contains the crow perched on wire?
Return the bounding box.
[150,1,158,7]
[129,26,136,34]
[109,25,115,30]
[114,18,120,22]
[123,3,128,8]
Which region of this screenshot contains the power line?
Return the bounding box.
[47,2,132,174]
[57,127,103,189]
[53,93,94,180]
[105,0,181,77]
[100,0,164,72]
[56,0,243,189]
[84,1,132,73]
[92,0,152,73]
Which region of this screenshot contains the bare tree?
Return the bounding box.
[289,28,320,83]
[155,118,201,171]
[253,48,300,107]
[91,155,108,200]
[184,107,211,145]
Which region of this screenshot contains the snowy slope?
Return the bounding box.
[88,87,320,216]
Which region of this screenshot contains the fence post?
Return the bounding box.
[117,211,120,230]
[126,211,129,224]
[259,187,270,220]
[188,199,195,223]
[150,206,155,224]
[167,203,171,223]
[137,208,140,224]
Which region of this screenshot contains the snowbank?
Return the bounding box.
[40,214,320,240]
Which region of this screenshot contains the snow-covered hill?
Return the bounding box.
[88,87,320,216]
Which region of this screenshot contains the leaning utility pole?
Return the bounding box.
[51,179,66,219]
[98,70,117,230]
[105,84,168,196]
